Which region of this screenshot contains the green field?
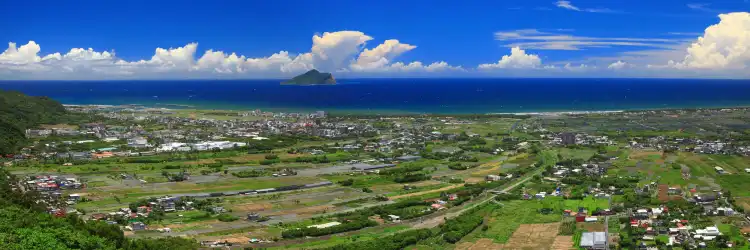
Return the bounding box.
[267,225,411,249]
[462,200,562,244]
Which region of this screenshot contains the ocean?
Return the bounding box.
[2,78,750,114]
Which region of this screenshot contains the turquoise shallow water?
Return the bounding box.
[2,78,750,114]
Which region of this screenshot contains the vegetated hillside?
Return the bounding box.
[0,90,67,154]
[0,168,199,249]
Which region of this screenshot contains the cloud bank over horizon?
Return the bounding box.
[2,12,750,79]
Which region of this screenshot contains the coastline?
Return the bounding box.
[64,103,750,116]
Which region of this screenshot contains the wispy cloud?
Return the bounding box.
[666,32,703,36]
[554,0,617,13]
[687,3,715,12]
[686,3,733,13]
[494,29,688,50]
[555,0,580,11]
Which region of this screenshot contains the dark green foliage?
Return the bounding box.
[322,229,434,250]
[232,169,269,178]
[246,135,321,153]
[217,214,239,222]
[281,218,377,238]
[338,178,354,186]
[441,213,483,243]
[0,169,199,249]
[264,154,279,160]
[0,90,68,154]
[260,159,279,165]
[495,193,521,201]
[448,162,479,170]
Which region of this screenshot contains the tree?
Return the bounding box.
[0,168,199,249]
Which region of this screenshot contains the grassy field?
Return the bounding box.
[267,225,411,249]
[436,119,518,135]
[557,148,596,160]
[461,200,562,244]
[678,152,750,196]
[75,176,323,210]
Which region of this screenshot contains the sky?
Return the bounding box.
[1,0,750,79]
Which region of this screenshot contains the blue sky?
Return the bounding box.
[1,0,750,79]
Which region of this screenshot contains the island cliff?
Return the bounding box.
[281,69,336,85]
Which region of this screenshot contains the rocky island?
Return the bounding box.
[281,69,336,85]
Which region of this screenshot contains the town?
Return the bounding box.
[3,104,750,249]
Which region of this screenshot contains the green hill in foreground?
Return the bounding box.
[281,69,336,85]
[0,90,69,154]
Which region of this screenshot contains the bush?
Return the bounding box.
[217,214,238,222]
[265,154,279,160]
[441,213,483,243]
[321,228,433,250]
[260,159,278,165]
[338,179,354,186]
[163,165,182,170]
[448,178,464,184]
[232,170,268,178]
[282,219,377,238]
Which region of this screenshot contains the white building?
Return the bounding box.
[127,137,150,148]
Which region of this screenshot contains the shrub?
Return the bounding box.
[338,179,354,186]
[232,170,268,178]
[265,154,279,160]
[217,214,238,222]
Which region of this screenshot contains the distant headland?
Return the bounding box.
[281,69,336,85]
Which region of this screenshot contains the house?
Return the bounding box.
[694,194,717,203]
[486,175,503,181]
[395,155,421,162]
[127,137,149,148]
[694,226,721,240]
[246,213,261,221]
[535,192,547,199]
[448,194,458,201]
[387,214,401,222]
[90,213,108,220]
[580,232,607,249]
[716,207,734,216]
[634,209,649,219]
[128,222,147,231]
[26,129,52,138]
[93,152,114,159]
[211,206,226,214]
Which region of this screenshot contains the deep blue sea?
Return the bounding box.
[2,78,750,114]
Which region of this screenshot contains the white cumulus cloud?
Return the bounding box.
[0,31,463,79]
[671,12,750,69]
[310,31,372,71]
[351,39,417,71]
[478,47,542,69]
[0,41,42,64]
[607,60,629,70]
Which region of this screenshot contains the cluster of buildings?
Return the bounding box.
[25,175,83,191]
[551,163,609,178]
[546,132,614,146]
